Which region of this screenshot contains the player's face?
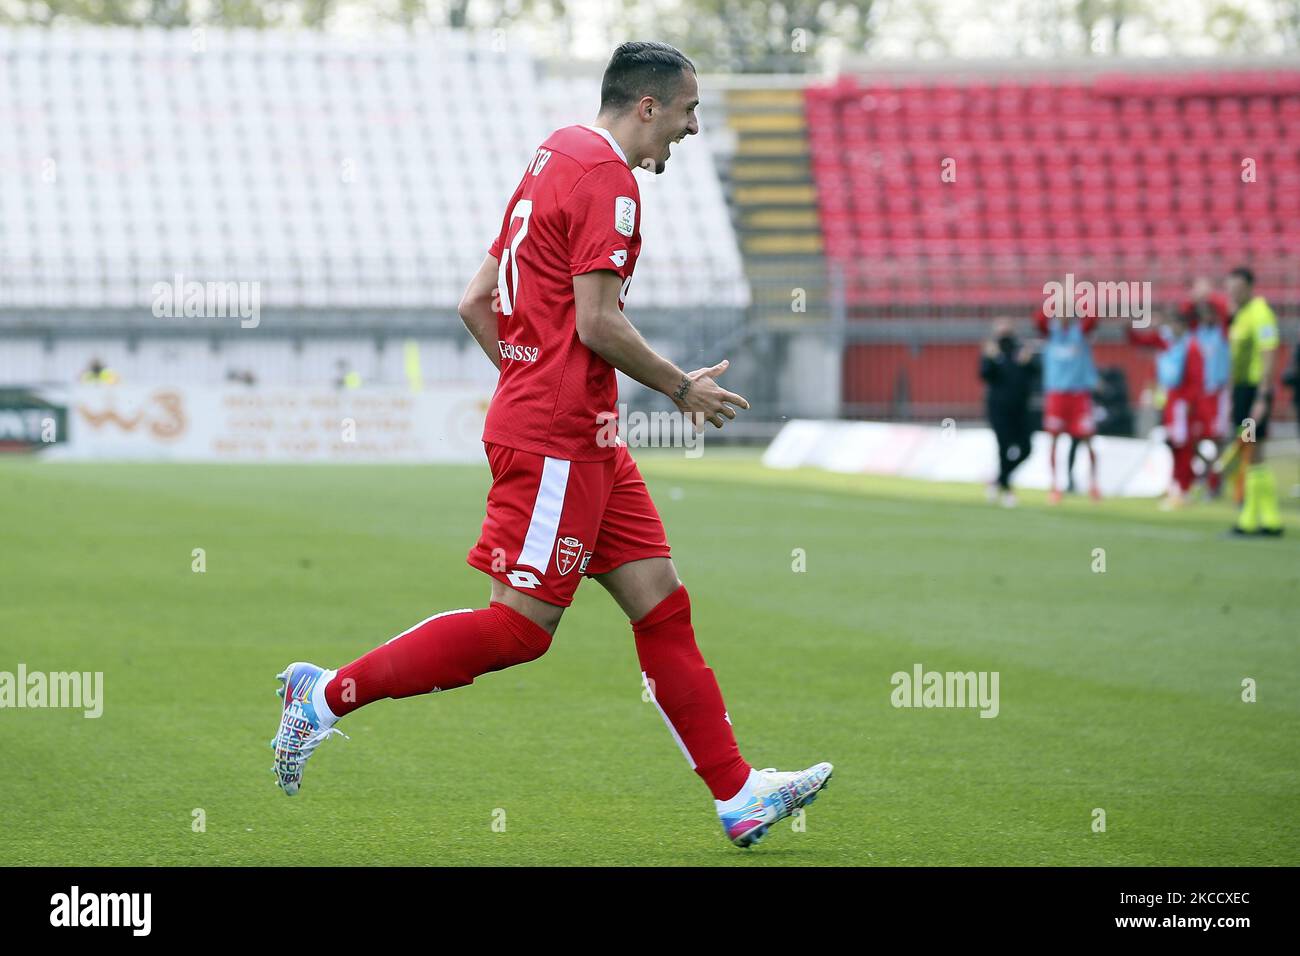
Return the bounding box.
[1225,275,1248,306]
[645,72,700,175]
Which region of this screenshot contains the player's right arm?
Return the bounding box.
[1032,307,1049,337]
[1127,326,1164,349]
[574,270,748,429]
[1250,301,1279,421]
[458,254,502,370]
[979,341,1001,381]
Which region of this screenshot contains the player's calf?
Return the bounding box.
[268,603,553,796]
[324,603,554,717]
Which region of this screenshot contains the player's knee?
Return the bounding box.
[488,601,555,671]
[631,582,692,634]
[490,580,563,634]
[503,631,552,668]
[516,613,555,660]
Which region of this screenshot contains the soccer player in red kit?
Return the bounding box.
[1129,308,1204,508]
[1034,297,1101,503]
[269,41,832,849]
[1179,279,1232,497]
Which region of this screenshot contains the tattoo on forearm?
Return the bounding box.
[673,376,691,402]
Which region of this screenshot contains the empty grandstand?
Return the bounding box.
[1,26,1295,430]
[805,67,1298,420]
[0,28,747,397]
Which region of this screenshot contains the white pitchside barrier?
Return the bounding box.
[762,419,1174,498]
[19,385,491,464]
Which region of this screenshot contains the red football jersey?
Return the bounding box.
[1177,291,1230,332]
[482,125,643,462]
[1033,302,1097,335]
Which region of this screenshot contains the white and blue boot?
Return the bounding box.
[717,762,834,848]
[271,662,347,795]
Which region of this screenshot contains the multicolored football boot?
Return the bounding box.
[718,762,834,848]
[271,662,346,796]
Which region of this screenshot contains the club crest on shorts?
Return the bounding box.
[555,536,584,576]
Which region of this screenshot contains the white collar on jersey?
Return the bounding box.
[582,125,629,166]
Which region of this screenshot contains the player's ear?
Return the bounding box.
[638,96,655,121]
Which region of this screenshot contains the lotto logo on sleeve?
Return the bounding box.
[614,197,636,237]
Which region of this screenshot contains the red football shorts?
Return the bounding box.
[466,442,672,607]
[1164,396,1198,446]
[1197,388,1229,441]
[1043,390,1095,438]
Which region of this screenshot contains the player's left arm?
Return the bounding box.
[1252,312,1278,422]
[458,254,502,370]
[1032,307,1049,337]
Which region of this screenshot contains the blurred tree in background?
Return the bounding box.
[610,0,878,73]
[0,0,1295,64]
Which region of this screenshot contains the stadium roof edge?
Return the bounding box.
[685,57,1300,92]
[839,53,1300,75]
[697,73,827,90]
[0,24,530,54]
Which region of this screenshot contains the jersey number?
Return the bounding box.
[496,199,532,317]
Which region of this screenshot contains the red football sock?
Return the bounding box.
[325,603,552,717]
[1171,444,1195,492]
[633,586,751,801]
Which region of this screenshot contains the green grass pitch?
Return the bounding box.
[2,450,1297,866]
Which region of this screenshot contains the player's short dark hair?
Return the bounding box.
[600,41,696,113]
[1229,265,1255,285]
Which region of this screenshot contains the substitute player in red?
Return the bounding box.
[1129,307,1204,508]
[1180,279,1232,498]
[1034,296,1101,503]
[269,42,832,849]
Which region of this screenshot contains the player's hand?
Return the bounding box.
[982,340,999,359]
[1249,396,1268,426]
[672,359,750,430]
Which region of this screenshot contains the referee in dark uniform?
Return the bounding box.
[980,317,1039,507]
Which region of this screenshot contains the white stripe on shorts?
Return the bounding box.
[517,456,571,572]
[1169,399,1188,445]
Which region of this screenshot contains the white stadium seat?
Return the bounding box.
[0,26,747,312]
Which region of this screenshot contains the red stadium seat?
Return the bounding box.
[808,69,1300,307]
